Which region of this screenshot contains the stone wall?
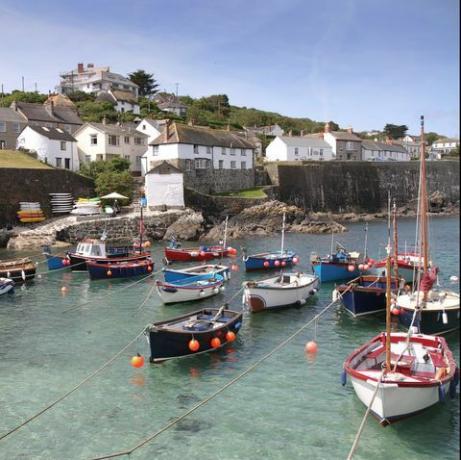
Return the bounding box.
[271,160,459,213]
[0,168,94,227]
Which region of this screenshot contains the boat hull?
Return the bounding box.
[87,259,154,280]
[147,308,243,362]
[0,259,36,283]
[163,265,230,283]
[368,264,415,284]
[156,279,223,304]
[45,253,69,270]
[164,246,228,262]
[398,307,460,335]
[244,252,296,271]
[68,252,151,272]
[312,261,359,282]
[0,278,15,295]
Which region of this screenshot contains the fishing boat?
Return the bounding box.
[395,116,460,335]
[343,197,459,425]
[243,272,319,312]
[87,257,154,280]
[162,264,230,283]
[145,306,243,362]
[0,258,36,283]
[42,245,71,270]
[156,273,224,304]
[335,275,400,317]
[243,212,298,271]
[0,278,15,295]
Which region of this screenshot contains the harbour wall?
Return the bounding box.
[265,161,459,213]
[0,168,94,227]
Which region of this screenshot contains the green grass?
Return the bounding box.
[0,150,52,169]
[215,187,267,198]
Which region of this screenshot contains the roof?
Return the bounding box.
[434,137,459,144]
[45,94,76,108]
[362,140,406,153]
[147,161,182,175]
[276,136,331,148]
[150,122,256,149]
[327,131,362,141]
[157,101,187,109]
[138,118,166,129]
[27,126,77,141]
[80,122,148,137]
[13,101,83,125]
[0,107,27,123]
[96,90,138,105]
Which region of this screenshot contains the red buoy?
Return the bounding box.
[131,354,145,368]
[188,339,200,352]
[358,264,364,271]
[225,331,236,342]
[305,341,318,354]
[281,261,287,267]
[107,270,112,276]
[292,257,299,264]
[263,261,270,268]
[210,337,221,349]
[391,307,401,316]
[347,264,355,272]
[274,260,281,267]
[147,265,153,272]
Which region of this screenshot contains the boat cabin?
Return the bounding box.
[74,239,133,259]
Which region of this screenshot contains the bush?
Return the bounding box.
[79,158,130,179]
[95,170,134,202]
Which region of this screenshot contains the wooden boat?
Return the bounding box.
[0,278,15,295]
[243,272,319,312]
[42,245,70,270]
[335,275,400,317]
[395,116,460,334]
[0,258,36,283]
[311,245,363,282]
[87,257,154,280]
[164,245,233,262]
[162,264,230,283]
[243,212,298,271]
[156,274,224,304]
[145,306,243,362]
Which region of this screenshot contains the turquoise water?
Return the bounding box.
[0,216,459,460]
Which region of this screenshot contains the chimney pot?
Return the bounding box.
[346,127,353,134]
[165,120,170,138]
[102,116,107,125]
[77,63,84,73]
[324,122,331,134]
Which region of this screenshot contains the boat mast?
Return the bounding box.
[419,115,429,274]
[280,212,286,254]
[392,201,399,280]
[385,193,392,372]
[223,215,229,249]
[363,222,368,261]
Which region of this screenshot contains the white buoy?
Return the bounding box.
[21,270,26,281]
[450,275,459,283]
[442,312,448,324]
[332,289,339,302]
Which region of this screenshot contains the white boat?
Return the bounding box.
[343,331,458,425]
[243,272,319,312]
[0,277,15,295]
[156,274,225,304]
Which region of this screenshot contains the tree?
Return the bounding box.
[0,90,47,107]
[128,70,159,97]
[425,132,440,146]
[76,100,118,123]
[67,91,95,103]
[383,124,408,139]
[79,157,130,179]
[95,170,134,201]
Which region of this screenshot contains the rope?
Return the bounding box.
[36,260,87,276]
[0,330,145,443]
[347,371,384,460]
[89,291,346,460]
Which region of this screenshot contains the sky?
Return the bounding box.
[0,0,459,136]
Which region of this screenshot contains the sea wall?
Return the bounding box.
[266,161,459,213]
[0,168,94,227]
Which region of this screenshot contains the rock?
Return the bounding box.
[429,191,448,210]
[163,211,205,241]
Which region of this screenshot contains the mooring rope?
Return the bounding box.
[35,260,87,276]
[89,289,348,460]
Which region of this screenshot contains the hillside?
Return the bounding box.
[0,150,52,169]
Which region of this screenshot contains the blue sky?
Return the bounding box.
[0,0,459,136]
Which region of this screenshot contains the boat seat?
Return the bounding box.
[366,346,385,360]
[183,320,212,331]
[428,351,446,368]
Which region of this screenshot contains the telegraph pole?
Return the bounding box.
[175,82,179,98]
[21,76,25,92]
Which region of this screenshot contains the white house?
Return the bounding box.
[74,122,148,173]
[396,134,421,159]
[145,161,184,208]
[96,90,140,114]
[136,118,166,144]
[361,140,410,161]
[431,138,459,156]
[245,124,284,137]
[265,135,334,161]
[16,126,79,171]
[142,121,255,176]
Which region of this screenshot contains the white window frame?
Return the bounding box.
[60,141,66,151]
[90,134,98,145]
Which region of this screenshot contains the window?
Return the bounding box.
[206,146,212,154]
[90,134,97,145]
[193,144,199,154]
[241,149,246,156]
[194,158,210,169]
[218,160,224,169]
[319,149,323,156]
[0,122,6,133]
[230,148,236,156]
[294,148,299,156]
[124,136,130,144]
[14,123,21,133]
[222,147,227,155]
[65,158,70,169]
[60,141,66,151]
[230,160,236,169]
[56,157,62,167]
[185,159,192,171]
[346,141,354,150]
[134,137,144,145]
[85,155,91,162]
[124,155,130,161]
[136,156,142,166]
[108,135,119,146]
[152,146,159,156]
[241,161,246,169]
[142,124,146,130]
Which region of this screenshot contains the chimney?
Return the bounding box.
[346,126,353,134]
[77,63,84,73]
[165,120,170,139]
[102,115,107,125]
[288,130,292,137]
[300,130,304,136]
[324,122,331,134]
[11,101,17,111]
[45,100,55,116]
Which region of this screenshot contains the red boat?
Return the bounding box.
[164,245,236,262]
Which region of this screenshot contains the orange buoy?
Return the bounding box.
[188,339,200,352]
[61,286,68,293]
[263,261,270,268]
[131,354,145,368]
[231,264,239,272]
[143,241,151,248]
[391,307,401,316]
[210,337,221,349]
[358,264,364,271]
[147,265,153,272]
[225,331,236,342]
[274,260,281,267]
[293,257,299,264]
[347,264,355,272]
[281,261,287,267]
[305,341,318,354]
[107,270,112,276]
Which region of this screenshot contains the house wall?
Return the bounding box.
[136,120,162,144]
[362,147,410,161]
[16,127,79,171]
[266,137,334,162]
[266,137,288,161]
[336,139,362,160]
[0,120,27,150]
[115,101,140,115]
[145,173,185,208]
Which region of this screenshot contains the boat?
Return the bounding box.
[42,245,71,270]
[87,257,154,280]
[156,273,224,304]
[0,278,15,295]
[145,306,243,362]
[243,212,298,271]
[395,116,460,335]
[0,258,36,283]
[243,272,319,312]
[162,264,230,283]
[343,195,459,425]
[335,275,400,317]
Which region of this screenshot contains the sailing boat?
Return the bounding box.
[343,192,459,425]
[243,212,298,271]
[395,116,460,334]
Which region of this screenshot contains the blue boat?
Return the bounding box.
[335,275,399,317]
[163,264,230,283]
[243,251,297,271]
[310,246,362,282]
[42,246,70,270]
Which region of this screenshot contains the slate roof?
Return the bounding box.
[277,135,331,149]
[147,161,182,175]
[0,107,27,123]
[362,140,407,153]
[97,90,138,105]
[82,122,148,137]
[27,126,77,141]
[13,102,83,125]
[150,122,256,149]
[327,131,362,141]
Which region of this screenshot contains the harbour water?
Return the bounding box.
[0,216,459,459]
